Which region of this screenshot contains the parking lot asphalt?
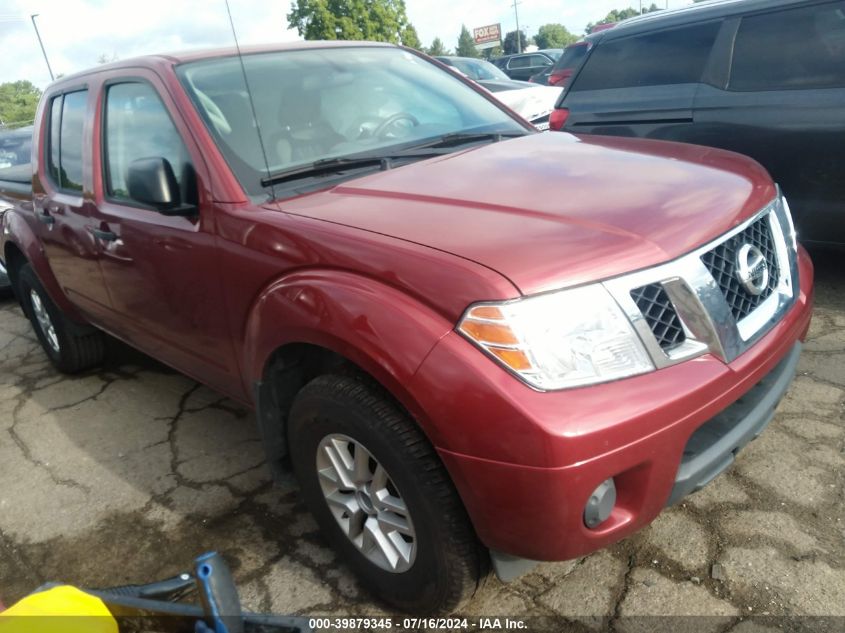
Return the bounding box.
[0,249,843,631]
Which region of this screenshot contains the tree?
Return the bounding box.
[0,81,42,128]
[288,0,420,47]
[534,23,578,49]
[586,4,661,32]
[427,37,449,56]
[481,45,502,60]
[502,30,529,55]
[456,25,479,57]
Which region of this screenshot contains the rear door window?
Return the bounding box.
[730,1,845,91]
[47,95,62,184]
[508,56,531,69]
[48,90,87,192]
[572,22,720,91]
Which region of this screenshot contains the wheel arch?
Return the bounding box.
[244,269,455,479]
[3,213,87,321]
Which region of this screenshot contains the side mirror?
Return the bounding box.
[127,157,196,216]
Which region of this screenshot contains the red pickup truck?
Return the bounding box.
[0,42,813,612]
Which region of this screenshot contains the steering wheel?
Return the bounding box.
[372,112,419,138]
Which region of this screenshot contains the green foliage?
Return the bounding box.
[481,45,502,60]
[427,37,449,56]
[0,80,41,127]
[502,30,529,55]
[534,23,578,49]
[586,4,662,32]
[456,25,479,57]
[287,0,420,47]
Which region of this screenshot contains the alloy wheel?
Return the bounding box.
[316,433,417,573]
[29,289,60,353]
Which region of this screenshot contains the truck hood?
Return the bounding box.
[275,132,777,296]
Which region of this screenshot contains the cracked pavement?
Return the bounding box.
[0,249,843,631]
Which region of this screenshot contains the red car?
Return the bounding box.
[0,42,813,613]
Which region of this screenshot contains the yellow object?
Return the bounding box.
[0,585,118,633]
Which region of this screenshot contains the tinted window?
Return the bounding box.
[731,2,845,91]
[104,82,192,203]
[529,55,552,67]
[508,56,531,69]
[48,96,62,184]
[553,42,590,72]
[58,91,87,191]
[572,22,720,90]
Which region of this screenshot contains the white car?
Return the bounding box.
[435,56,561,130]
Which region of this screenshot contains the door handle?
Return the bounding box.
[36,212,55,226]
[91,228,118,242]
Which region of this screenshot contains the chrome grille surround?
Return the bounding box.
[603,190,799,369]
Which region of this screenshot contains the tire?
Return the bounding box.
[288,374,483,613]
[18,264,105,373]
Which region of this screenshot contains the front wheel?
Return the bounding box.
[18,264,105,373]
[288,374,483,613]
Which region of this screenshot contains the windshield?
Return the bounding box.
[449,58,510,81]
[177,46,526,198]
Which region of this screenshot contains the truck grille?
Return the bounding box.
[700,216,779,322]
[630,284,686,352]
[603,195,797,368]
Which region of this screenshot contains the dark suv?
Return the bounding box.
[550,0,845,246]
[492,49,562,81]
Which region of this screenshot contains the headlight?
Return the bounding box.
[458,284,654,390]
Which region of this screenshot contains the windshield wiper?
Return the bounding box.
[404,131,527,151]
[261,151,448,187]
[260,132,527,188]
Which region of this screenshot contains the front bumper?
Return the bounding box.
[409,247,813,562]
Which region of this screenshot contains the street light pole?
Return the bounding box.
[30,14,54,81]
[511,0,522,53]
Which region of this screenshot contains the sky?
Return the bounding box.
[0,0,694,88]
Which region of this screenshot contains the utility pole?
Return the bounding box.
[511,0,522,53]
[30,14,54,81]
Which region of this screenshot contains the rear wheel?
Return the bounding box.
[288,374,483,613]
[18,264,105,373]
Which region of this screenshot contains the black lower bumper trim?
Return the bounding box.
[667,342,801,506]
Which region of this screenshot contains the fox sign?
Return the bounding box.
[473,23,501,49]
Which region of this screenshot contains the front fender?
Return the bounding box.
[2,209,86,322]
[243,269,455,427]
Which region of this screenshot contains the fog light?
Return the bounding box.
[584,478,616,528]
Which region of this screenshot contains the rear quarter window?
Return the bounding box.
[571,21,720,91]
[730,1,845,91]
[553,43,590,72]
